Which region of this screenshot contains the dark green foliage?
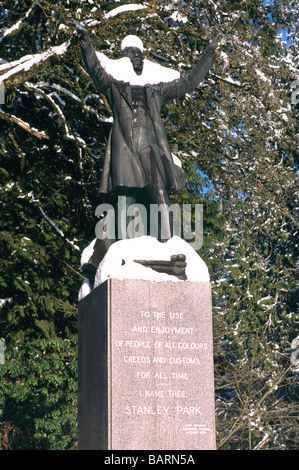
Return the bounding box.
[0,337,77,449]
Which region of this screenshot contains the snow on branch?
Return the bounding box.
[33,81,104,122]
[39,206,80,251]
[15,188,80,250]
[39,207,64,238]
[34,82,82,104]
[104,4,148,19]
[212,73,249,88]
[0,109,50,140]
[0,42,70,84]
[0,3,37,45]
[25,81,86,147]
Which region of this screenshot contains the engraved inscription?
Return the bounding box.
[113,306,211,426]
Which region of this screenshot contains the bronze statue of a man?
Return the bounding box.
[74,23,223,276]
[75,24,222,223]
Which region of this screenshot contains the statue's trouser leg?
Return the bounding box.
[112,187,172,243]
[132,125,173,242]
[115,188,148,241]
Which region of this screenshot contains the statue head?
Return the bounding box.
[121,35,144,75]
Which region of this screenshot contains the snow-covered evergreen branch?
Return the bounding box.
[0,3,37,45]
[0,42,70,84]
[0,109,50,140]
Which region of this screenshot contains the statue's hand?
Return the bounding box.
[69,21,89,40]
[208,31,227,50]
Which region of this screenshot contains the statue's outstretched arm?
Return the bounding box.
[71,21,111,93]
[161,32,226,103]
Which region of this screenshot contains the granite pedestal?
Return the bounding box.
[78,278,215,450]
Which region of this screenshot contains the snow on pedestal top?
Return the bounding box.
[96,236,209,284]
[79,236,210,301]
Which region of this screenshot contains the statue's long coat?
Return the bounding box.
[80,35,215,204]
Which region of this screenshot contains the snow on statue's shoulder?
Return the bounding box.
[96,52,180,86]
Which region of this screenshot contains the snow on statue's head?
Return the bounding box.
[121,35,144,75]
[121,35,144,52]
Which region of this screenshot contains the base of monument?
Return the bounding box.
[78,277,216,450]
